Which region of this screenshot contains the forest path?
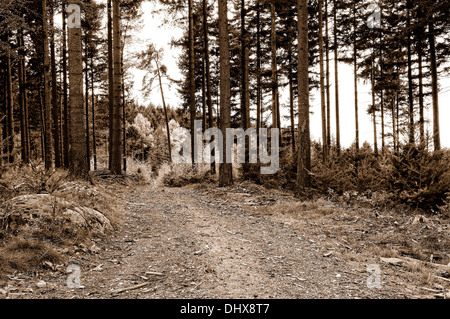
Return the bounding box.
[18,184,416,299]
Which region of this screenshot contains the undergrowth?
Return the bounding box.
[0,162,124,279]
[274,143,450,214]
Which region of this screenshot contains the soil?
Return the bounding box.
[1,182,448,299]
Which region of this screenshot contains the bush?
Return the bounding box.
[155,163,216,187]
[386,145,450,212]
[271,141,449,213]
[126,157,154,184]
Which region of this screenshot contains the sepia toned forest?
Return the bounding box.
[0,0,448,300]
[1,0,448,209]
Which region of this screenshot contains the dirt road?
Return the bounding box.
[6,184,419,299]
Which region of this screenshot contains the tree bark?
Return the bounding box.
[68,0,88,177]
[325,0,331,155]
[107,0,114,168]
[240,0,250,130]
[417,7,425,147]
[333,0,340,155]
[391,97,396,152]
[203,0,215,174]
[155,53,172,162]
[188,0,196,165]
[429,22,440,151]
[406,0,415,144]
[39,87,46,161]
[352,2,359,152]
[256,6,262,133]
[18,28,30,163]
[84,36,91,171]
[62,0,69,168]
[406,0,414,145]
[396,89,400,152]
[371,46,378,156]
[218,0,233,187]
[379,34,385,154]
[121,27,127,172]
[380,88,385,154]
[110,0,122,174]
[318,0,327,161]
[201,52,207,134]
[270,1,278,130]
[91,56,97,170]
[288,44,295,152]
[42,0,53,169]
[5,32,14,164]
[417,34,425,147]
[50,4,61,168]
[297,0,311,190]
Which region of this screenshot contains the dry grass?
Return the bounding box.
[154,163,217,188]
[0,162,126,280]
[125,157,154,184]
[53,180,124,230]
[0,237,62,280]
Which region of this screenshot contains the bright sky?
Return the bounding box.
[127,0,449,149]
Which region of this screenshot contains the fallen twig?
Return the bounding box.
[112,282,149,294]
[435,276,450,283]
[400,256,449,271]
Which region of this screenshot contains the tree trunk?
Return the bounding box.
[325,0,331,155]
[91,56,97,170]
[379,45,385,154]
[380,89,385,154]
[203,0,215,173]
[107,0,114,168]
[110,0,122,174]
[50,4,61,168]
[156,53,172,162]
[318,0,327,161]
[201,52,207,134]
[68,0,88,177]
[188,0,196,165]
[417,34,425,147]
[391,97,396,152]
[218,0,233,187]
[396,90,400,152]
[203,0,215,174]
[352,2,359,152]
[1,68,4,164]
[39,87,46,161]
[417,7,425,147]
[371,47,378,156]
[121,28,127,172]
[240,0,251,175]
[42,0,53,169]
[84,37,91,171]
[240,0,249,130]
[297,0,311,190]
[406,1,414,145]
[288,44,295,152]
[256,4,262,181]
[256,6,262,133]
[62,0,69,168]
[5,32,14,164]
[270,1,278,130]
[333,0,340,155]
[429,22,440,151]
[18,28,30,163]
